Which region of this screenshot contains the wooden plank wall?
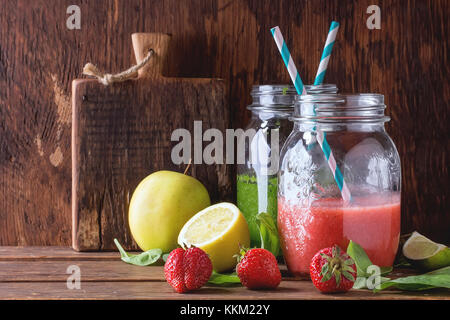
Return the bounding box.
[0,0,448,245]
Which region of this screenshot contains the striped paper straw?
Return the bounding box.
[316,131,351,202]
[270,26,351,203]
[314,21,340,85]
[270,27,307,95]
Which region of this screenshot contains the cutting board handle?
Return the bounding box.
[132,33,171,78]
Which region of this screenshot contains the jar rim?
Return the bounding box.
[251,83,338,96]
[291,93,390,123]
[248,84,338,112]
[251,84,297,96]
[294,93,384,104]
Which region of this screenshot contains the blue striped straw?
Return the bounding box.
[270,27,307,95]
[316,132,351,202]
[270,26,351,203]
[312,22,350,201]
[314,21,340,85]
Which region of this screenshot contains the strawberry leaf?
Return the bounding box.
[342,270,356,282]
[321,269,333,282]
[335,270,341,286]
[320,263,330,276]
[344,258,355,266]
[320,253,332,261]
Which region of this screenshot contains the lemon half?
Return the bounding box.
[178,202,250,272]
[403,231,450,271]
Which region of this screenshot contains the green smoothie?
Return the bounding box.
[236,174,278,249]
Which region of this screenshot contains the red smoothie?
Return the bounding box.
[278,195,401,276]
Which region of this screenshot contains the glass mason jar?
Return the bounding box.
[237,84,337,252]
[278,94,401,276]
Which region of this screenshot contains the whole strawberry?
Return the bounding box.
[164,247,212,293]
[236,248,281,290]
[310,245,356,293]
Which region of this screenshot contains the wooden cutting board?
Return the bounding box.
[72,33,231,251]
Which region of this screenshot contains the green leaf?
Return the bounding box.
[347,241,394,289]
[347,241,393,276]
[427,266,450,275]
[282,87,288,95]
[321,270,333,282]
[335,270,341,286]
[208,271,241,286]
[114,238,162,266]
[320,263,330,276]
[394,261,412,268]
[347,240,373,277]
[348,241,450,292]
[342,270,356,282]
[344,258,355,266]
[255,212,280,257]
[320,253,331,260]
[380,266,393,276]
[352,276,391,289]
[352,277,367,289]
[342,263,355,273]
[374,266,450,292]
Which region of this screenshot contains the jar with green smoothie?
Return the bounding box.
[237,84,338,253]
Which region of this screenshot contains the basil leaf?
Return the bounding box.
[426,266,450,275]
[352,277,368,289]
[352,276,391,289]
[375,275,450,292]
[208,271,241,286]
[347,240,372,277]
[348,241,450,292]
[347,241,393,276]
[256,212,280,257]
[374,266,450,292]
[113,238,162,266]
[347,240,394,289]
[380,266,393,276]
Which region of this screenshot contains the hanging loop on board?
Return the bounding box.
[82,49,154,86]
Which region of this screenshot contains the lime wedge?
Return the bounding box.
[402,231,450,271]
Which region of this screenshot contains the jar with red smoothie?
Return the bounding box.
[278,94,401,276]
[237,85,338,253]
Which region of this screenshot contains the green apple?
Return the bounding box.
[129,170,210,252]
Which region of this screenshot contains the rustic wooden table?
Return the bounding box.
[0,247,448,300]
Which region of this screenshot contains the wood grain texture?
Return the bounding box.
[0,246,125,260]
[0,260,420,283]
[2,280,449,300]
[72,76,230,251]
[0,247,448,300]
[0,261,165,282]
[0,0,448,245]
